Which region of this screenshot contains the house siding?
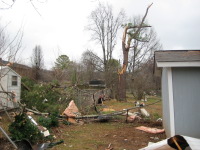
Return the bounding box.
[162,68,171,137]
[172,67,200,138]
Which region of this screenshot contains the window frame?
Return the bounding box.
[12,75,18,86]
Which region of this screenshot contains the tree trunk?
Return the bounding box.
[118,46,129,101]
[117,3,152,101]
[118,71,126,101]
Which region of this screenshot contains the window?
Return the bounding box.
[12,76,18,86]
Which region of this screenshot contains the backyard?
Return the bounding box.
[0,95,165,150]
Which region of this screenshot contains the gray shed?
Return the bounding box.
[0,66,21,110]
[155,50,200,138]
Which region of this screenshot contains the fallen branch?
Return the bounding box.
[25,108,49,116]
[74,100,161,119]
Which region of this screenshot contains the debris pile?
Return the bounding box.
[62,100,82,124]
[63,100,80,118]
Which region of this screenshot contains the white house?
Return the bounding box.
[155,50,200,138]
[0,66,21,110]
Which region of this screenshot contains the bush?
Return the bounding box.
[38,117,52,129]
[38,111,59,129]
[9,113,43,144]
[21,78,64,112]
[49,111,59,127]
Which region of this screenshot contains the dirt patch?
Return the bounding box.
[98,122,165,150]
[0,138,16,150]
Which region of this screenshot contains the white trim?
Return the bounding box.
[1,66,21,77]
[167,67,175,136]
[157,61,200,67]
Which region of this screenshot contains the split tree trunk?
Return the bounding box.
[117,4,152,101]
[118,42,129,101]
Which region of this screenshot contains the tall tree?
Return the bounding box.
[81,50,104,81]
[55,55,70,70]
[53,55,71,81]
[131,57,161,100]
[118,4,153,101]
[0,22,23,63]
[0,0,44,16]
[87,2,125,71]
[31,45,44,80]
[128,17,162,74]
[126,17,162,98]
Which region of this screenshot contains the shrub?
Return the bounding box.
[38,111,59,129]
[9,113,43,144]
[38,116,52,129]
[49,111,59,127]
[21,79,64,112]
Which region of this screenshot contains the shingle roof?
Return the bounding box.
[155,50,200,62]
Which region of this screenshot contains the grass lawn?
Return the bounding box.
[50,94,164,150]
[0,94,164,150]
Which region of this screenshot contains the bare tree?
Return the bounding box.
[81,50,104,82]
[118,4,153,101]
[0,0,46,16]
[127,18,162,74]
[124,17,162,98]
[0,22,23,63]
[87,2,125,71]
[131,57,161,100]
[82,50,104,72]
[31,45,44,80]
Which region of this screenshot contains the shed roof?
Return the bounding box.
[154,50,200,76]
[1,66,21,77]
[155,50,200,62]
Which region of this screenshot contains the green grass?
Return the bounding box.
[103,95,162,121]
[53,122,131,150]
[104,99,134,111]
[145,96,162,120]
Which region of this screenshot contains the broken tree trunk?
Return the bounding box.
[118,3,152,101]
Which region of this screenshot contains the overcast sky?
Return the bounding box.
[1,0,200,69]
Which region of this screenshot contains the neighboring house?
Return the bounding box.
[155,50,200,138]
[0,66,21,110]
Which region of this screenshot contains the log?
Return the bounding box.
[25,108,49,116]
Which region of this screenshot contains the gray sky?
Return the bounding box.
[1,0,200,69]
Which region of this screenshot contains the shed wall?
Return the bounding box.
[0,74,9,109]
[172,67,200,138]
[0,67,21,109]
[162,68,171,137]
[7,71,21,101]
